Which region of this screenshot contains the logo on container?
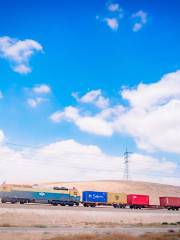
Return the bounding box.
[39,192,45,196]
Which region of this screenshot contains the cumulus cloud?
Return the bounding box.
[104,18,119,31]
[107,3,121,12]
[96,2,124,31]
[72,89,109,109]
[0,36,43,74]
[122,71,180,109]
[27,97,47,108]
[121,71,180,153]
[0,131,177,184]
[120,70,180,153]
[26,84,51,108]
[51,70,180,154]
[50,106,113,136]
[119,70,180,153]
[132,10,147,32]
[33,84,51,94]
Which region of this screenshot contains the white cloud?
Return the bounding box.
[13,64,31,74]
[132,23,142,32]
[104,18,119,31]
[119,71,180,153]
[97,2,124,31]
[72,89,109,109]
[51,70,180,154]
[50,106,113,136]
[0,36,43,74]
[107,3,121,12]
[122,71,180,109]
[132,10,147,32]
[27,97,46,108]
[26,84,51,107]
[0,130,5,143]
[121,70,180,153]
[33,84,51,94]
[0,131,178,185]
[118,70,180,153]
[50,111,64,123]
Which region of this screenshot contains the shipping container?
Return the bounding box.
[107,192,127,207]
[127,194,149,208]
[160,197,180,210]
[82,191,107,206]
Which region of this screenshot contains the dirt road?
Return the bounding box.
[0,204,179,240]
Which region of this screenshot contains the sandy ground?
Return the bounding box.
[0,204,179,226]
[0,204,179,240]
[41,180,180,205]
[1,180,180,239]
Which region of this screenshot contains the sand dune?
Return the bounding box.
[41,180,180,205]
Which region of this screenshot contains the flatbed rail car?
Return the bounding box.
[0,185,80,206]
[160,197,180,211]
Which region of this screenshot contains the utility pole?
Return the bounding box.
[123,148,132,181]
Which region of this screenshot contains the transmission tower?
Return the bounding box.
[123,148,132,181]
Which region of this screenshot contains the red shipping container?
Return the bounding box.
[160,197,180,207]
[127,194,149,206]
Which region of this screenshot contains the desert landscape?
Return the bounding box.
[0,180,180,240]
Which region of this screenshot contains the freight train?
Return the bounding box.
[0,185,179,210]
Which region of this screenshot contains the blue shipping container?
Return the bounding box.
[82,191,107,203]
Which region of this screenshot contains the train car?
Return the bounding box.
[82,191,107,207]
[0,185,80,206]
[159,197,180,211]
[127,194,149,209]
[107,192,127,208]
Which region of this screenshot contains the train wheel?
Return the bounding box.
[68,203,74,207]
[52,203,58,206]
[90,204,96,207]
[83,203,89,207]
[52,201,58,206]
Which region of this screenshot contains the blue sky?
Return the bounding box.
[0,0,180,184]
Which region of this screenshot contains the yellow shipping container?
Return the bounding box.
[107,192,127,205]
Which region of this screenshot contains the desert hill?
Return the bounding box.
[40,180,180,205]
